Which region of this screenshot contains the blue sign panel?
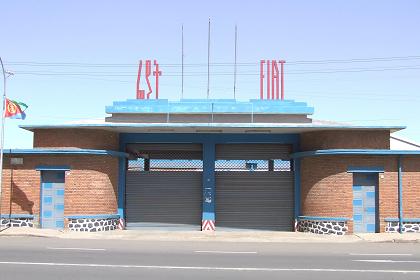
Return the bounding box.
[353,173,378,233]
[41,171,65,229]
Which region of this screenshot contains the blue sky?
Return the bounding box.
[2,0,420,148]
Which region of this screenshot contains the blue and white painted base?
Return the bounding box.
[385,221,420,233]
[0,217,34,228]
[66,215,120,232]
[296,216,349,235]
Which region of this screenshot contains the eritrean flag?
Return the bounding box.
[4,98,28,120]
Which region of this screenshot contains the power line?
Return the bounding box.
[5,55,420,67]
[13,65,420,77]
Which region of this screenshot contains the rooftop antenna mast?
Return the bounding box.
[207,18,210,99]
[181,24,184,99]
[233,25,237,99]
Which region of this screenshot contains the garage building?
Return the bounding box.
[1,98,419,234]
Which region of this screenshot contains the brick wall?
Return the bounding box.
[33,129,119,150]
[300,155,400,233]
[402,157,420,218]
[1,155,119,221]
[300,130,390,151]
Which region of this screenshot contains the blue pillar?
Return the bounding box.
[202,141,216,231]
[398,156,403,234]
[117,156,127,223]
[293,158,301,230]
[292,139,301,231]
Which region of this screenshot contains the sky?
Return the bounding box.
[2,0,420,148]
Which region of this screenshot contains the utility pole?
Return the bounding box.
[0,57,14,230]
[0,57,7,230]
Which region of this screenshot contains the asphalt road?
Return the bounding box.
[0,236,419,280]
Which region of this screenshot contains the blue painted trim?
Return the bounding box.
[36,165,70,171]
[385,218,420,223]
[39,172,44,228]
[292,137,301,222]
[347,166,384,173]
[202,212,215,220]
[65,214,120,219]
[202,142,216,223]
[0,214,34,219]
[4,149,129,158]
[20,123,406,132]
[120,133,300,145]
[398,156,403,233]
[117,140,127,220]
[297,216,351,222]
[105,99,314,115]
[291,149,420,159]
[294,158,301,220]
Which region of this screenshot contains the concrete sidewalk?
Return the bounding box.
[0,227,419,243]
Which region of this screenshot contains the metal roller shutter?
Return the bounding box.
[215,172,294,231]
[126,143,202,159]
[216,144,292,160]
[126,171,202,230]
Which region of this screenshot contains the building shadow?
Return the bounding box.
[11,181,34,215]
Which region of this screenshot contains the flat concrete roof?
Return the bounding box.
[106,99,315,115]
[20,121,405,133]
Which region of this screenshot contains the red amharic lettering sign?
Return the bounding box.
[136,60,162,99]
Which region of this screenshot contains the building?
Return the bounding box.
[1,98,419,234]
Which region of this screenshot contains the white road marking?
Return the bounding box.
[0,261,420,273]
[353,259,420,263]
[194,250,257,254]
[46,247,106,251]
[349,253,413,256]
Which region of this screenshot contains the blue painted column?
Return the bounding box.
[202,141,216,231]
[293,158,301,231]
[398,156,403,233]
[292,139,301,232]
[117,156,127,228]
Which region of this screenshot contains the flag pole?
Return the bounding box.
[0,56,7,230]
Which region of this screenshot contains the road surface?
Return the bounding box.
[0,236,419,279]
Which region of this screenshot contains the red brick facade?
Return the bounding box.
[300,155,420,233]
[2,127,419,234]
[33,129,118,150]
[300,130,390,151]
[1,154,119,223]
[401,157,420,218]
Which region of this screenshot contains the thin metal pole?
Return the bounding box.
[181,24,184,99]
[207,18,210,99]
[0,57,7,229]
[233,25,237,99]
[398,156,403,233]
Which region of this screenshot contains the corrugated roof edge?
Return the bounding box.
[291,149,420,159]
[3,149,129,158]
[19,123,406,132]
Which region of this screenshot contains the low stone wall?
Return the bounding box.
[297,219,348,235]
[67,217,119,232]
[0,217,34,228]
[385,221,420,233]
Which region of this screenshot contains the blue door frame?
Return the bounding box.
[118,133,301,228]
[352,173,379,233]
[40,170,65,229]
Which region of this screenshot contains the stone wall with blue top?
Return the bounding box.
[105,99,314,115]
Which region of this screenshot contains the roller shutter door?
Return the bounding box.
[126,171,202,230]
[215,172,294,231]
[215,143,294,231]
